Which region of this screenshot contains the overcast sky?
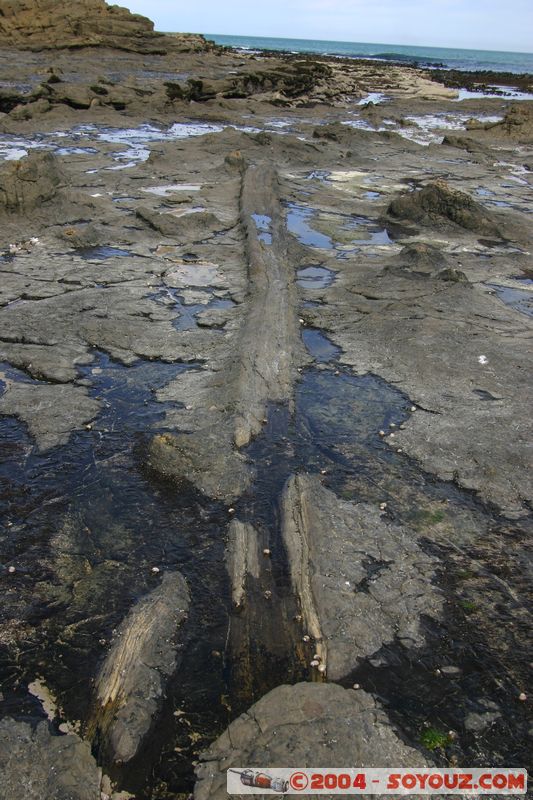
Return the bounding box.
[122,0,533,52]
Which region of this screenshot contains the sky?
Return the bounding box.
[122,0,533,52]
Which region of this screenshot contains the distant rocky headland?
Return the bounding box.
[0,0,211,52]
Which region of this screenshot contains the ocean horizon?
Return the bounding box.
[200,33,533,74]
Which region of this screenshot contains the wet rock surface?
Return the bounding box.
[281,474,443,680]
[0,717,101,800]
[89,571,190,765]
[195,683,428,800]
[0,9,531,799]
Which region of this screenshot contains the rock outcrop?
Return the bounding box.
[0,0,210,53]
[149,163,306,502]
[88,571,190,764]
[195,683,428,800]
[0,151,64,213]
[490,103,533,143]
[281,475,443,680]
[387,179,503,236]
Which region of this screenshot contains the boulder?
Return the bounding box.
[491,103,533,142]
[387,179,502,236]
[0,151,64,213]
[384,242,448,278]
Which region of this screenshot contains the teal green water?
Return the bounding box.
[204,34,533,74]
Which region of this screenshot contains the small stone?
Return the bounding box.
[378,430,385,437]
[389,422,396,428]
[397,448,403,453]
[441,665,461,675]
[410,406,416,412]
[352,683,361,690]
[299,318,305,324]
[519,692,527,701]
[389,432,395,438]
[320,468,327,475]
[7,566,16,574]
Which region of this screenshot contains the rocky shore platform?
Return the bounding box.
[0,3,531,798]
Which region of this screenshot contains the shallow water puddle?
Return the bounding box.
[302,328,341,362]
[357,92,388,105]
[395,113,503,145]
[252,212,273,244]
[167,206,207,218]
[305,169,331,182]
[487,279,533,317]
[287,202,392,252]
[75,245,133,260]
[286,203,334,249]
[143,184,202,196]
[0,121,226,166]
[0,353,236,795]
[454,86,533,102]
[152,286,234,331]
[297,265,335,289]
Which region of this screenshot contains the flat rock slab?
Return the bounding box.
[0,380,100,450]
[0,717,101,800]
[195,682,428,800]
[281,475,443,680]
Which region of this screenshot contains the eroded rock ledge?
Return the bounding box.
[149,163,306,501]
[88,571,190,765]
[281,474,443,681]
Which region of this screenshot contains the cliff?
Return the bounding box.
[0,0,210,52]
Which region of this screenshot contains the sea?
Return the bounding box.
[204,34,533,74]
